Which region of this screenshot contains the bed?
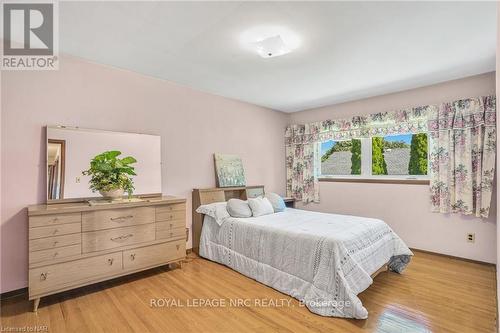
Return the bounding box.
[191,186,413,319]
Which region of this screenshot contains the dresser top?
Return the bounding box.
[28,195,186,216]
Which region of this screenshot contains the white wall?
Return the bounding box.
[291,72,497,263]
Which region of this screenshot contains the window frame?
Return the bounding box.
[318,134,430,183]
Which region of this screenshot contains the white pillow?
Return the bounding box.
[196,202,230,225]
[248,197,274,217]
[265,193,286,213]
[227,199,252,218]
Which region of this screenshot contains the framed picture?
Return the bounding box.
[214,153,246,187]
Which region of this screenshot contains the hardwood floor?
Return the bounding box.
[1,250,497,333]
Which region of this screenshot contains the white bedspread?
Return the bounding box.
[199,208,412,319]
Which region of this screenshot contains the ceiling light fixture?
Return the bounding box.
[239,25,301,59]
[253,35,290,58]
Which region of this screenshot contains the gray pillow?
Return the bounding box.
[265,193,286,213]
[226,199,252,218]
[248,197,275,217]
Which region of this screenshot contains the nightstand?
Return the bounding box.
[283,197,296,208]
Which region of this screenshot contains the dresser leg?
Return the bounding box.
[178,260,183,269]
[33,298,41,312]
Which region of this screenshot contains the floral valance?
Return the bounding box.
[428,95,496,132]
[285,106,433,146]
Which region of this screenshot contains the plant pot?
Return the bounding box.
[99,188,124,200]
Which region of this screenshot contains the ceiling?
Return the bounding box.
[59,1,497,112]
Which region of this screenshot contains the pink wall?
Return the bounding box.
[290,72,497,264]
[1,54,497,294]
[0,55,288,293]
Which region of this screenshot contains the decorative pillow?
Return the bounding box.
[265,193,286,213]
[195,202,230,226]
[248,197,274,217]
[227,199,252,218]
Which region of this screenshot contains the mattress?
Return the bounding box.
[199,208,412,319]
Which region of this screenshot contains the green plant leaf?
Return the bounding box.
[121,156,137,165]
[103,151,121,159]
[95,162,113,172]
[121,168,137,176]
[82,150,137,195]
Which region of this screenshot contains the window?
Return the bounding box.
[319,133,428,179]
[372,134,428,176]
[320,139,361,176]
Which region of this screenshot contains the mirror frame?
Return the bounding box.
[46,125,162,204]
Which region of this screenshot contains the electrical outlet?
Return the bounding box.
[76,177,81,183]
[467,233,475,243]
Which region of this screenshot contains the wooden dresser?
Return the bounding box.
[27,196,186,311]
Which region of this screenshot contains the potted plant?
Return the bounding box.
[82,150,137,200]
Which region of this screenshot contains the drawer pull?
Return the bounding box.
[176,245,180,250]
[169,223,173,228]
[40,272,48,281]
[110,215,134,222]
[52,229,59,235]
[53,252,59,257]
[130,253,136,261]
[52,217,59,222]
[53,241,59,247]
[108,258,114,265]
[110,234,133,242]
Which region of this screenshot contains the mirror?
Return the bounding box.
[47,126,162,202]
[47,139,66,200]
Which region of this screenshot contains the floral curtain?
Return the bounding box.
[429,96,496,218]
[285,124,320,203]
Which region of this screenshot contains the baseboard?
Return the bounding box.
[410,247,496,266]
[0,287,28,300]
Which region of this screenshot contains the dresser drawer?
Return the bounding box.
[123,240,185,270]
[156,219,185,231]
[82,224,155,253]
[29,244,81,264]
[29,233,81,252]
[29,252,122,296]
[82,207,155,232]
[156,210,185,222]
[30,213,81,228]
[29,223,81,240]
[156,226,186,241]
[156,203,186,214]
